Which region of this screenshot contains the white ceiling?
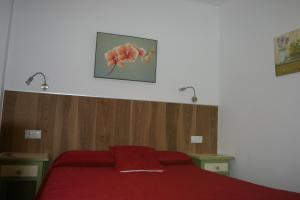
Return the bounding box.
[193,0,228,6]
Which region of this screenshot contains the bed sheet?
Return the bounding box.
[37,164,300,200]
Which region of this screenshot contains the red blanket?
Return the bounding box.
[37,164,299,200]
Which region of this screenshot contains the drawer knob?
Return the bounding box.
[215,166,220,170]
[16,170,22,175]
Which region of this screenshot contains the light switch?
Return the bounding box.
[191,136,203,143]
[25,130,42,139]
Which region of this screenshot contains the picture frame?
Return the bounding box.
[274,28,300,76]
[94,32,157,82]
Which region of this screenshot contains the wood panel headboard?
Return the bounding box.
[0,90,218,159]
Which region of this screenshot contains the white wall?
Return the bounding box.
[219,0,300,192]
[0,0,13,118]
[4,0,219,105]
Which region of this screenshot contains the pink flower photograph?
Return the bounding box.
[95,32,157,82]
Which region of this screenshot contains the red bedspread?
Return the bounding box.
[37,164,300,200]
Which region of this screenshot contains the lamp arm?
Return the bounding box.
[179,86,198,103]
[182,86,196,97]
[31,72,47,84]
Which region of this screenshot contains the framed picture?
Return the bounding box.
[94,32,157,82]
[274,28,300,76]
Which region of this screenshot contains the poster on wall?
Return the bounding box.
[94,32,157,82]
[274,28,300,76]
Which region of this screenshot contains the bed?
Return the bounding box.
[37,146,300,200]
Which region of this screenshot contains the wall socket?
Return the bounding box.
[191,136,203,143]
[25,130,42,139]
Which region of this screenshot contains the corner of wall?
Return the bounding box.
[0,0,15,131]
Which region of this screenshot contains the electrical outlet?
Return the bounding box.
[191,136,203,143]
[25,130,42,139]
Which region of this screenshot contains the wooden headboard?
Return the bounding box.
[0,90,218,159]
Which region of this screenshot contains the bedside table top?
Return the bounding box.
[188,153,234,161]
[0,152,49,161]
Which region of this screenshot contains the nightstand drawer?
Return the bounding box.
[189,154,234,176]
[0,165,38,177]
[204,162,228,172]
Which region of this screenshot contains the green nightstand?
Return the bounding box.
[189,154,234,176]
[0,152,49,200]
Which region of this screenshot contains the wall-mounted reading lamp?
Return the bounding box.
[179,86,198,103]
[25,72,49,91]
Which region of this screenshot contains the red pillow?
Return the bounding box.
[157,151,192,165]
[110,146,164,172]
[53,151,115,167]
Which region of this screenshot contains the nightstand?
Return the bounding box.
[0,152,49,200]
[189,154,234,176]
